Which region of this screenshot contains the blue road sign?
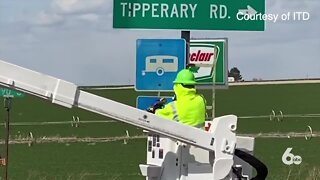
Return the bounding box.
[137,96,173,111]
[136,39,186,91]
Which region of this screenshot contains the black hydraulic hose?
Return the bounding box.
[234,149,268,180]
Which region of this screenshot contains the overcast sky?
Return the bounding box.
[0,0,319,85]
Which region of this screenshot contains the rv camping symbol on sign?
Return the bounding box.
[136,39,186,91]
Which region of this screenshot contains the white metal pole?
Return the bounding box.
[212,65,217,119]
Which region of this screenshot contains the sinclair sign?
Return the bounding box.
[189,39,228,87]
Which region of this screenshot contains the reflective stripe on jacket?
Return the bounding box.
[155,84,206,127]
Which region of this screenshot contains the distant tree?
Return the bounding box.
[229,67,243,81]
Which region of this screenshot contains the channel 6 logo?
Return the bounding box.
[282,148,302,165]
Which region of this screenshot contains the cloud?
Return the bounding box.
[269,0,319,12]
[28,0,112,27]
[52,0,108,15]
[77,13,99,22]
[32,11,64,26]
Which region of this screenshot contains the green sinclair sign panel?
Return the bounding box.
[189,39,227,87]
[113,0,265,31]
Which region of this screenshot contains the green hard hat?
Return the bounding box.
[173,69,196,85]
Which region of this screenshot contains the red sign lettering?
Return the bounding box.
[189,50,214,62]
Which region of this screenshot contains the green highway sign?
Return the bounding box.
[189,39,228,87]
[0,88,25,98]
[113,0,265,31]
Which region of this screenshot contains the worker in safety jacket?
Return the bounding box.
[154,69,206,128]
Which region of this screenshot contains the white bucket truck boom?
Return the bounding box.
[0,59,267,179]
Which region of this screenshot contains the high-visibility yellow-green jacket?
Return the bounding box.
[155,84,206,128]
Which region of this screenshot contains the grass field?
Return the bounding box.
[4,140,146,180]
[1,138,319,180]
[0,83,319,179]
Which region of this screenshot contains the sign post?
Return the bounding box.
[113,0,265,31]
[3,97,12,180]
[181,31,190,66]
[0,88,24,180]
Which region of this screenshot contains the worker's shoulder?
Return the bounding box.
[196,93,206,99]
[193,93,206,102]
[197,93,207,104]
